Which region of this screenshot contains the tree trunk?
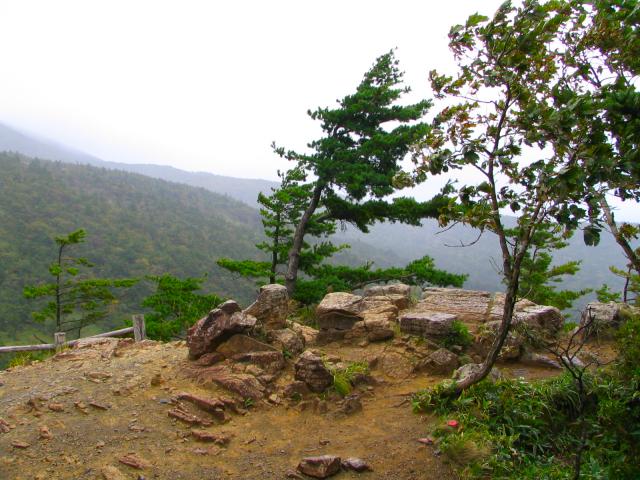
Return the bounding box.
[452,244,528,394]
[270,212,280,284]
[285,183,324,295]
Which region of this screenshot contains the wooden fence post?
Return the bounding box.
[133,315,146,342]
[54,332,66,351]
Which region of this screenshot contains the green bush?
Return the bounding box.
[412,360,640,479]
[328,361,369,397]
[443,320,473,349]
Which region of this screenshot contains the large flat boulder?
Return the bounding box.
[267,328,305,355]
[399,311,456,337]
[316,292,364,330]
[414,348,459,375]
[513,305,563,335]
[187,301,257,360]
[364,283,411,298]
[243,284,289,330]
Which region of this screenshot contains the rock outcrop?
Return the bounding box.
[579,302,638,338]
[187,301,257,360]
[243,284,289,330]
[294,351,333,393]
[316,292,364,331]
[513,305,563,335]
[399,311,456,337]
[267,328,305,355]
[414,348,459,375]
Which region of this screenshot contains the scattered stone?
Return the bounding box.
[11,440,30,449]
[414,348,460,375]
[176,392,228,420]
[341,457,372,472]
[417,437,434,445]
[167,407,212,426]
[297,455,341,478]
[101,465,128,480]
[267,328,305,355]
[39,425,52,440]
[216,334,277,358]
[0,418,11,433]
[74,401,89,414]
[243,284,289,330]
[399,311,456,337]
[150,373,164,386]
[89,401,111,410]
[338,394,362,415]
[191,430,231,445]
[86,371,113,381]
[187,300,257,360]
[453,363,502,384]
[118,454,150,470]
[48,402,65,412]
[294,351,333,393]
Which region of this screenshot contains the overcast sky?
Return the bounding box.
[1,0,637,221]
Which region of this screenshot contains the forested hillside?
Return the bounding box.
[0,153,265,344]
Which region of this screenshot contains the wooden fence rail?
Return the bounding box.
[0,315,146,354]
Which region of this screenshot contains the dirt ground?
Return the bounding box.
[0,336,589,480]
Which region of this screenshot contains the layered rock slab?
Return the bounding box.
[186,301,256,360]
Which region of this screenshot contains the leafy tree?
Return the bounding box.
[273,50,447,295]
[523,0,640,280]
[23,229,137,337]
[415,1,594,392]
[141,274,223,341]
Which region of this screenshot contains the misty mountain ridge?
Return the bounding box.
[0,121,632,320]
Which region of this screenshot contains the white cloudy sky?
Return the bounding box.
[0,0,637,221]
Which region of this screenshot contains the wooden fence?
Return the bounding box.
[0,314,146,354]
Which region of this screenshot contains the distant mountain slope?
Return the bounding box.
[0,153,266,343]
[0,122,278,207]
[0,122,632,324]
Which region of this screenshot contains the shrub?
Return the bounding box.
[328,361,369,397]
[443,320,473,349]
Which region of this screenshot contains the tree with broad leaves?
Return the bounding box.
[414,1,597,393]
[23,229,137,337]
[273,50,448,296]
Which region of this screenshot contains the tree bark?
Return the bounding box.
[285,183,324,295]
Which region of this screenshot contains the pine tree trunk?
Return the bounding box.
[285,183,323,295]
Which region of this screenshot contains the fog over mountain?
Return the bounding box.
[0,121,632,320]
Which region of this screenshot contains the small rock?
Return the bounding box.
[89,401,111,410]
[48,402,65,412]
[39,425,52,440]
[338,394,362,415]
[101,465,128,480]
[118,453,150,470]
[11,440,30,449]
[341,457,372,472]
[297,455,341,478]
[191,430,231,445]
[150,373,164,386]
[417,437,434,445]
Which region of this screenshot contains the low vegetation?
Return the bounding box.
[413,314,640,479]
